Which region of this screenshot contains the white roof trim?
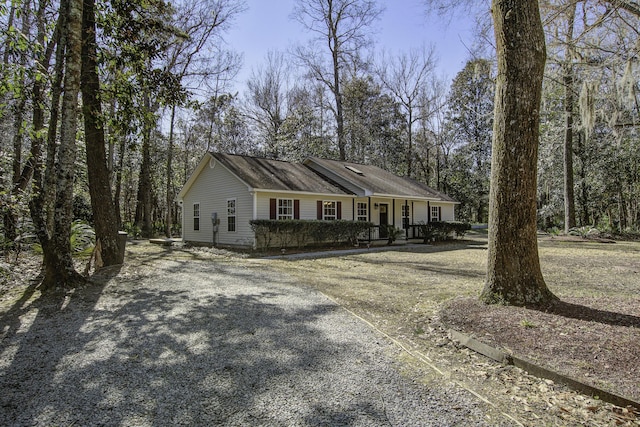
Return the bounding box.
[251,189,354,198]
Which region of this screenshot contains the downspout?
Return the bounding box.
[252,191,258,249]
[180,199,185,241]
[368,196,372,241]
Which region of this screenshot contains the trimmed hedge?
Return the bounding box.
[415,221,471,243]
[250,219,374,250]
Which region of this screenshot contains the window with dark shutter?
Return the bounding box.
[317,200,323,219]
[337,201,342,220]
[294,200,300,219]
[270,198,277,220]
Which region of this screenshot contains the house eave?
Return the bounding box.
[251,188,354,198]
[368,193,444,202]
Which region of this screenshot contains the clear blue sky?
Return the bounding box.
[226,0,479,91]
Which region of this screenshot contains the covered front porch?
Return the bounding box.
[352,196,451,241]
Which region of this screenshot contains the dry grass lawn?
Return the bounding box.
[268,232,640,426]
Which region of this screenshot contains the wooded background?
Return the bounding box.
[1,0,638,258]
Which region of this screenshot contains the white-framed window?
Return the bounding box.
[193,203,200,231]
[431,206,440,222]
[278,199,293,220]
[357,202,368,221]
[227,199,236,232]
[402,204,410,229]
[323,201,337,220]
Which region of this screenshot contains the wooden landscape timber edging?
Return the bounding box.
[448,329,640,411]
[149,238,175,246]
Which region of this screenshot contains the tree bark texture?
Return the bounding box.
[562,3,576,233]
[481,0,557,307]
[563,68,576,232]
[135,91,154,238]
[165,105,176,238]
[41,0,85,289]
[81,0,120,266]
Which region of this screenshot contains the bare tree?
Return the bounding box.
[376,45,438,177]
[161,0,245,237]
[292,0,383,160]
[245,51,290,159]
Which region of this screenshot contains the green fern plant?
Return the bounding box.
[33,220,96,258]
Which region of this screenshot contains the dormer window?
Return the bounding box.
[344,165,364,175]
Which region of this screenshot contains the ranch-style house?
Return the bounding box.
[178,152,458,248]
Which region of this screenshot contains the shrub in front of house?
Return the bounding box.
[416,221,471,243]
[250,219,374,250]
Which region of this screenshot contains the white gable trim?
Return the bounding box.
[178,153,253,201]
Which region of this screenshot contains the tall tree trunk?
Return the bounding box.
[563,67,576,233]
[114,134,125,229]
[3,98,26,247]
[332,45,346,161]
[3,0,31,247]
[481,0,557,307]
[562,3,577,234]
[30,0,64,264]
[406,109,413,177]
[81,0,120,265]
[41,0,85,289]
[165,104,176,237]
[135,91,154,238]
[575,131,590,225]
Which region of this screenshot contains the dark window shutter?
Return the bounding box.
[294,200,300,219]
[337,201,342,219]
[317,200,323,220]
[438,206,442,221]
[270,198,277,219]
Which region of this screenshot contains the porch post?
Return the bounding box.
[392,199,396,228]
[352,198,355,221]
[404,199,409,239]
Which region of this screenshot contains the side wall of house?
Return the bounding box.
[182,159,255,247]
[433,203,455,221]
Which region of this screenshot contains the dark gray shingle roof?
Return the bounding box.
[306,157,456,202]
[212,153,351,195]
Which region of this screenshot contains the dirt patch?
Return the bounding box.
[269,235,640,426]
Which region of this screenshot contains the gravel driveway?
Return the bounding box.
[1,247,509,426]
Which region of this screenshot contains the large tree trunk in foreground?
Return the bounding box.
[41,0,85,289]
[81,0,120,266]
[480,0,557,307]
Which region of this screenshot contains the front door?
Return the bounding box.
[379,204,389,238]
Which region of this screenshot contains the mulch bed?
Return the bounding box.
[439,296,640,405]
